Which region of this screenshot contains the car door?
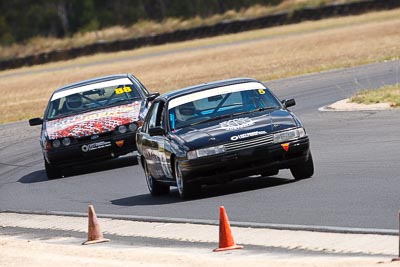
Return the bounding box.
[138,101,162,179]
[145,100,174,180]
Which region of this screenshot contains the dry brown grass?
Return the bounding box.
[1,8,400,124]
[0,0,355,59]
[350,84,400,107]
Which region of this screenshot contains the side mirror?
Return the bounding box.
[148,126,164,136]
[282,99,296,108]
[147,92,160,102]
[29,118,43,126]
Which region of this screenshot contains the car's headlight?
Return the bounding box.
[187,145,225,160]
[62,137,71,146]
[118,125,127,134]
[273,128,306,143]
[52,139,61,148]
[128,123,138,132]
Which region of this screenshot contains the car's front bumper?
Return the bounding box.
[179,137,310,184]
[44,132,137,167]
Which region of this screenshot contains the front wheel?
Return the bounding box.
[44,160,62,180]
[174,160,200,199]
[143,159,170,196]
[290,152,314,180]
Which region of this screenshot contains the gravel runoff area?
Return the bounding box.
[0,212,399,267]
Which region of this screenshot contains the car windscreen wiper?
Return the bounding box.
[50,110,86,120]
[189,113,233,126]
[225,106,278,117]
[107,98,137,106]
[251,106,278,112]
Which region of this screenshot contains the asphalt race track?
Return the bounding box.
[1,60,399,232]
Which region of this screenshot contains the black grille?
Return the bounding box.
[76,131,113,143]
[224,134,273,151]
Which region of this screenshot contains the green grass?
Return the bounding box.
[350,84,400,107]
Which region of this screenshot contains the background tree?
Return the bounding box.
[0,0,282,46]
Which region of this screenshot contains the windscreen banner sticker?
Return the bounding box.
[81,141,111,152]
[220,117,254,130]
[230,131,267,141]
[46,102,141,139]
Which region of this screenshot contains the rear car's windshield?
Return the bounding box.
[168,82,281,130]
[46,78,142,120]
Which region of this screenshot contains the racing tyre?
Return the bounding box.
[44,160,62,180]
[290,152,314,180]
[174,161,200,199]
[143,160,170,196]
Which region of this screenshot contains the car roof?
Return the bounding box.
[159,77,261,101]
[54,73,132,93]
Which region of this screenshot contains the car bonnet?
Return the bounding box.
[173,109,298,149]
[45,102,142,139]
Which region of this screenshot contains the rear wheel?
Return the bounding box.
[143,159,170,196]
[174,160,200,199]
[290,152,314,180]
[44,160,62,180]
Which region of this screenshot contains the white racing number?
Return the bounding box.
[158,141,173,178]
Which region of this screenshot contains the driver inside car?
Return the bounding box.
[65,94,84,111]
[175,102,196,122]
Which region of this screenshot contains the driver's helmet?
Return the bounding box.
[175,102,196,121]
[65,93,83,110]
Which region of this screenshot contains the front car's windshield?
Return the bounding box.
[46,78,142,120]
[168,82,281,130]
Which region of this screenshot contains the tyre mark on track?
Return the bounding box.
[0,162,35,167]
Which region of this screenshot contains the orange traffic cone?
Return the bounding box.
[213,206,243,252]
[82,205,110,245]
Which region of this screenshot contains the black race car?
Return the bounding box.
[29,73,159,179]
[136,78,314,198]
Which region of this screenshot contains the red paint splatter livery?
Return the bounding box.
[46,102,141,139]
